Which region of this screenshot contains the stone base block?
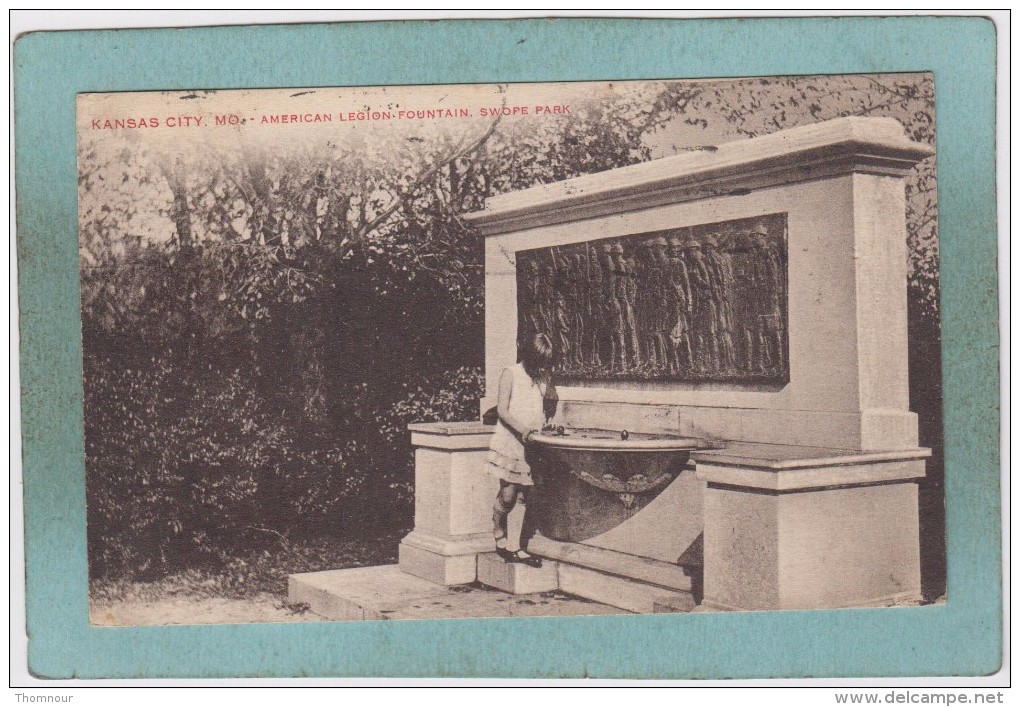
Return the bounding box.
[557,564,693,614]
[476,552,559,594]
[697,445,927,611]
[397,542,478,586]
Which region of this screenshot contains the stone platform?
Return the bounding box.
[288,565,623,622]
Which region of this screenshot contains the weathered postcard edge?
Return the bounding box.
[14,16,1001,679]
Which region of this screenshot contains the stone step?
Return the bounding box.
[288,565,623,621]
[527,535,694,592]
[557,564,696,614]
[518,536,698,613]
[476,552,559,594]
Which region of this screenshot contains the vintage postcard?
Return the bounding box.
[77,75,945,626]
[15,16,1001,681]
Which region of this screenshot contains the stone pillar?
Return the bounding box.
[695,445,929,611]
[398,422,496,585]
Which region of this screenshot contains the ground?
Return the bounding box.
[90,591,322,626]
[89,530,407,626]
[89,530,941,626]
[90,580,618,626]
[90,529,623,625]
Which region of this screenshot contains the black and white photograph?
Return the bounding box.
[78,75,944,626]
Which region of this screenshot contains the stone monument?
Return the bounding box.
[291,116,935,617]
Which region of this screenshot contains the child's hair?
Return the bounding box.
[521,332,555,378]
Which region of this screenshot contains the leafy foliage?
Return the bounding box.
[652,74,939,316]
[84,352,363,578]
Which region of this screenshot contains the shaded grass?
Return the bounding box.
[90,527,410,604]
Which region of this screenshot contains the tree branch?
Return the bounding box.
[354,105,505,241]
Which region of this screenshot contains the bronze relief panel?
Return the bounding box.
[516,213,789,383]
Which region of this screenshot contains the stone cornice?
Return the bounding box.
[693,444,930,493]
[691,443,932,471]
[463,117,934,236]
[408,421,494,450]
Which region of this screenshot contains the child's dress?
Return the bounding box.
[486,363,548,486]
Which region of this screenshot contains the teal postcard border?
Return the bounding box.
[14,16,1001,679]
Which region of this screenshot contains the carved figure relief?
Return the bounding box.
[516,213,789,383]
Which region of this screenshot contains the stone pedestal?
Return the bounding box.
[695,444,929,611]
[398,422,496,585]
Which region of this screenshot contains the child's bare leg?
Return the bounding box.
[510,486,541,565]
[493,481,519,549]
[505,493,527,553]
[518,485,536,551]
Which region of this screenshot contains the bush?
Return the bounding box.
[84,353,364,579]
[83,262,485,582]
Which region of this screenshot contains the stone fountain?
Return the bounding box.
[290,116,934,617]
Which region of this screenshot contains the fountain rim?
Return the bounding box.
[530,429,714,452]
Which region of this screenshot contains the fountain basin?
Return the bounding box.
[528,428,716,543]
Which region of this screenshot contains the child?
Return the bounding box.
[488,333,555,567]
